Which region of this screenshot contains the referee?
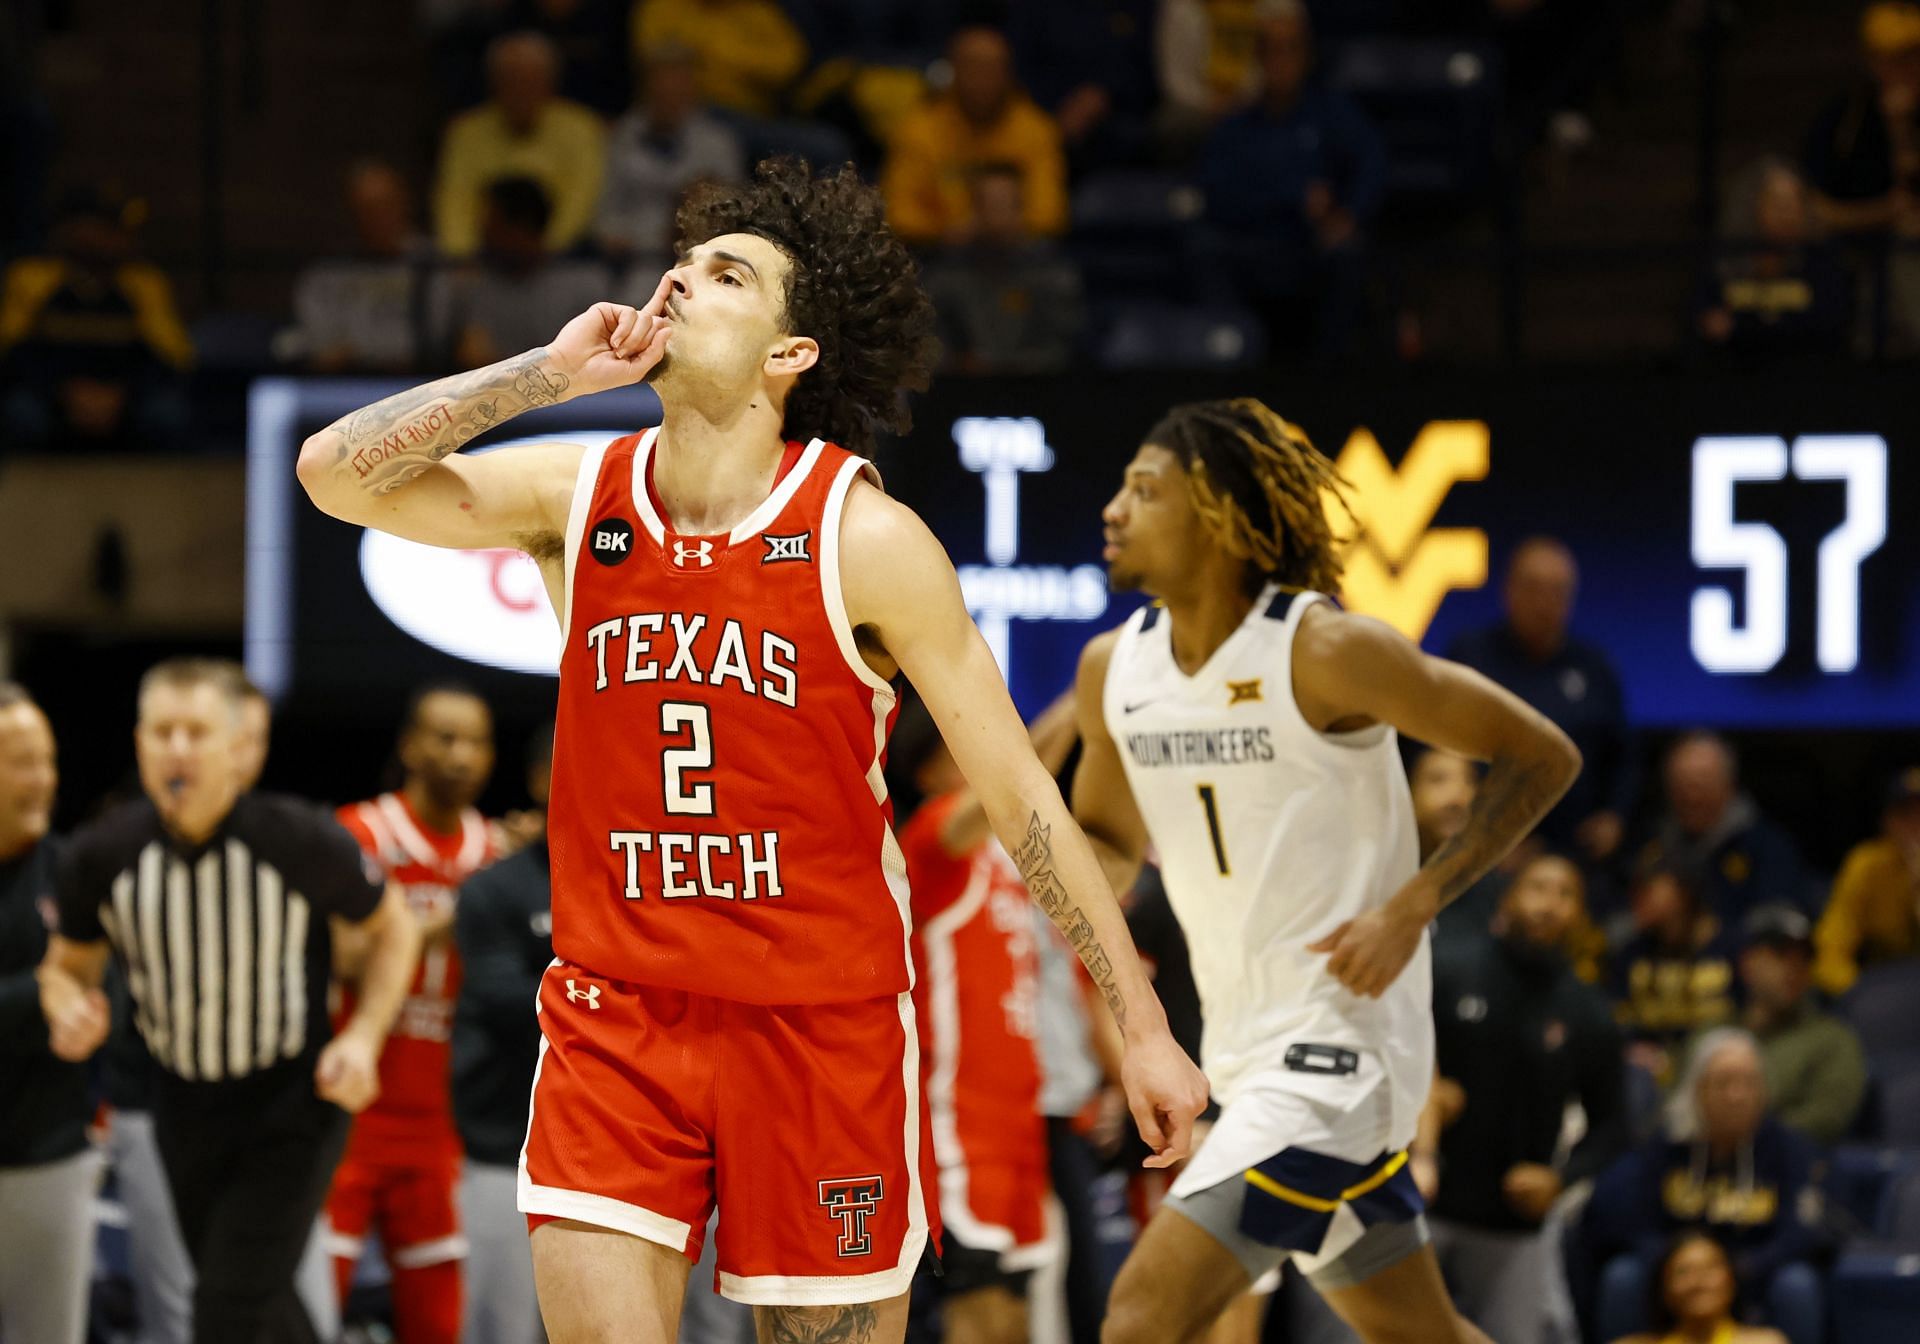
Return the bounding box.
[37,658,421,1344]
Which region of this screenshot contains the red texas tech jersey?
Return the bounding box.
[549,429,911,1005]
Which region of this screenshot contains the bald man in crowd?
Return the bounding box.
[1637,734,1814,924]
[1447,538,1636,865]
[432,31,606,256]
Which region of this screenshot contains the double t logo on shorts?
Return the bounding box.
[817,1176,884,1257]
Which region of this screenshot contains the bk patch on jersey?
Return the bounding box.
[590,518,635,566]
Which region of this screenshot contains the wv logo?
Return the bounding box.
[1327,422,1489,642]
[564,979,601,1009]
[672,539,716,569]
[818,1176,885,1257]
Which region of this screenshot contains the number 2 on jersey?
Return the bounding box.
[1197,784,1230,875]
[661,702,715,815]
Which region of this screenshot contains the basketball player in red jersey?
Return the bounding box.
[897,694,1077,1344]
[296,159,1207,1344]
[326,683,499,1343]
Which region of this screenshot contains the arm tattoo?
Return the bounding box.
[325,349,570,495]
[1425,754,1568,908]
[763,1304,881,1343]
[1015,812,1127,1028]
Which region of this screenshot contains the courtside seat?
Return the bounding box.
[1828,1146,1920,1233]
[1842,962,1920,1061]
[1070,171,1204,241]
[1830,1245,1920,1340]
[1088,299,1266,370]
[1324,38,1501,204]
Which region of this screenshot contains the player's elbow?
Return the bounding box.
[295,431,358,519]
[1537,721,1582,794]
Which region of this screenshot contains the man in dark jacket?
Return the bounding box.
[1584,1028,1826,1344]
[1446,538,1636,866]
[1418,852,1628,1344]
[1637,733,1814,922]
[0,682,96,1344]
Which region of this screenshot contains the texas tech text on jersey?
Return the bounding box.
[579,611,798,705]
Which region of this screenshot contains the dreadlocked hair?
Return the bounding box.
[675,158,940,457]
[1146,398,1354,596]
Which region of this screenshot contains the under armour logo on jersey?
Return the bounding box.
[672,539,716,569]
[564,980,601,1009]
[590,518,635,567]
[1227,678,1264,705]
[818,1176,884,1257]
[761,531,812,564]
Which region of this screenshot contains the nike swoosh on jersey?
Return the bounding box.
[1122,699,1165,714]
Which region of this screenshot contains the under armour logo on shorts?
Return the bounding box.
[672,539,716,569]
[762,531,812,564]
[565,980,601,1009]
[818,1176,884,1257]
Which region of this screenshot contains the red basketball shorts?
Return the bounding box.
[518,960,936,1306]
[325,1145,466,1269]
[939,1153,1058,1272]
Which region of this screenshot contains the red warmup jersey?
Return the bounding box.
[902,794,1046,1173]
[548,429,909,1004]
[336,792,495,1153]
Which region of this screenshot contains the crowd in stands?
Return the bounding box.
[8,0,1920,414]
[5,4,1920,1343]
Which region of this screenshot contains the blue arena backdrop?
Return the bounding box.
[247,369,1915,729]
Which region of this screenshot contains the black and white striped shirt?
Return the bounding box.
[57,793,385,1084]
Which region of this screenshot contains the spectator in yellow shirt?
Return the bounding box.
[1813,768,1920,995]
[883,26,1068,246]
[0,188,192,452]
[631,0,807,120]
[433,31,606,257]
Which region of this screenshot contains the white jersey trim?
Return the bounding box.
[819,456,897,698]
[628,426,666,545]
[561,436,615,640]
[626,431,831,546]
[729,438,825,543]
[1272,593,1393,755]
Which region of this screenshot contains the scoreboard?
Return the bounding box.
[247,369,1916,728]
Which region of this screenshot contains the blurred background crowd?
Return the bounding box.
[3,1,1920,1343]
[8,0,1920,451]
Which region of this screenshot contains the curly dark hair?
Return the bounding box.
[676,158,939,457]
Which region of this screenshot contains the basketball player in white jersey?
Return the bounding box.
[1074,399,1581,1344]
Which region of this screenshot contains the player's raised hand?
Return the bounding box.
[1121,1029,1210,1169]
[548,275,673,397]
